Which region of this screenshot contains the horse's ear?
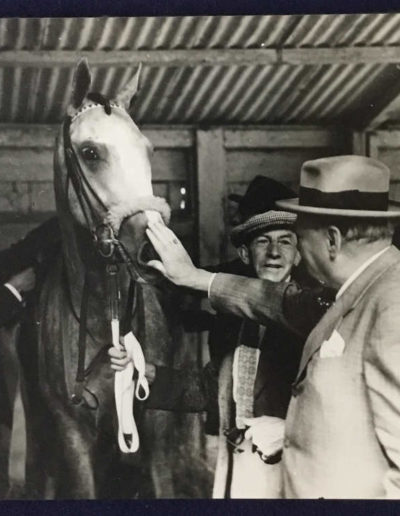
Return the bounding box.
[115,63,142,110]
[70,58,92,110]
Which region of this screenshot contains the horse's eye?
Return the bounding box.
[80,146,100,161]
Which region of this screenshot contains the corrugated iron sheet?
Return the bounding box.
[0,14,399,125]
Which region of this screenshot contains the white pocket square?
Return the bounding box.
[320,330,345,358]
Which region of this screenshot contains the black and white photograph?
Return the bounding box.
[0,13,400,501]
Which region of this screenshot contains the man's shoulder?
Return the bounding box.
[362,247,400,306]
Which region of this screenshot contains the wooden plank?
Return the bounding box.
[197,129,227,265]
[0,49,277,67]
[142,129,194,148]
[0,149,53,181]
[368,130,400,149]
[282,46,400,65]
[0,124,193,149]
[1,47,400,68]
[0,125,57,149]
[352,131,367,155]
[226,148,338,183]
[363,93,400,130]
[224,128,347,149]
[366,133,400,181]
[151,149,189,181]
[368,134,381,160]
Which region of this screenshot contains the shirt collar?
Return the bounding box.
[335,246,391,300]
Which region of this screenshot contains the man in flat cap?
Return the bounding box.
[146,155,400,499]
[213,206,303,498]
[179,176,316,438]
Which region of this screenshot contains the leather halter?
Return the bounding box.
[62,98,139,405]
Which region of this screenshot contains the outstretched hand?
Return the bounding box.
[145,221,196,286]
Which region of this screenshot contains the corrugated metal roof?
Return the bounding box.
[0,14,399,126]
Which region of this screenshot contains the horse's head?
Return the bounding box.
[54,59,169,282]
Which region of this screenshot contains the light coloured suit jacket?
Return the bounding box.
[210,246,400,499]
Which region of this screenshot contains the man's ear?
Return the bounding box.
[327,226,342,259]
[237,245,250,265]
[294,249,301,267]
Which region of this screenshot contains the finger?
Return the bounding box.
[111,364,124,371]
[108,347,127,359]
[110,354,130,363]
[147,220,170,242]
[148,221,178,246]
[108,347,126,358]
[146,228,166,255]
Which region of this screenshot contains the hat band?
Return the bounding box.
[299,187,388,211]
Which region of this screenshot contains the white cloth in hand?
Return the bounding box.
[114,331,149,453]
[243,416,285,457]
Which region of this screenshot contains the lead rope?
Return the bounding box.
[107,265,149,453]
[71,271,90,405]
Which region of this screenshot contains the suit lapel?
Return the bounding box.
[295,246,400,383]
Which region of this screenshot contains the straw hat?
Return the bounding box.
[276,155,400,218]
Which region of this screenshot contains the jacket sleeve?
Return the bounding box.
[364,298,400,498]
[0,285,23,326]
[0,217,61,284]
[209,273,335,338]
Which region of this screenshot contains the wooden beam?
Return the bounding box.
[1,47,400,68]
[0,124,348,150]
[224,128,347,148]
[368,130,400,149]
[352,131,367,155]
[0,124,194,149]
[355,64,400,130]
[362,93,400,131]
[282,46,400,65]
[196,129,227,265]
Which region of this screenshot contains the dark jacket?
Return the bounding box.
[0,286,24,327]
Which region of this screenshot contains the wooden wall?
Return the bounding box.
[0,123,351,497]
[0,124,351,261]
[367,130,400,204]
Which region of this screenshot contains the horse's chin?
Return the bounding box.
[117,212,165,285]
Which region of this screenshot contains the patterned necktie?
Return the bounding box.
[232,319,262,429]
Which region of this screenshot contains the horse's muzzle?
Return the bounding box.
[114,212,165,284]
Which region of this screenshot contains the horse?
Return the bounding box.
[16,59,207,499]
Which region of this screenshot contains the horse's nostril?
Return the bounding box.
[137,239,160,266]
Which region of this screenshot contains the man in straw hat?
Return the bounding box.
[146,155,400,498]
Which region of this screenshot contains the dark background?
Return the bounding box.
[0,0,400,18]
[0,0,400,514]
